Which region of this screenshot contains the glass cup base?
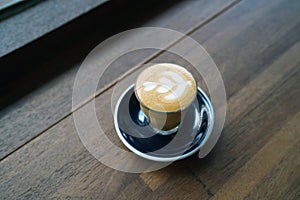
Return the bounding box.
[152,125,179,136]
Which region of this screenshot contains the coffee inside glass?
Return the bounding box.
[135,63,197,135]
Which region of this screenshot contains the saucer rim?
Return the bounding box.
[113,84,214,162]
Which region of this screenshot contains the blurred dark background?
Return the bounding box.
[0,0,180,109]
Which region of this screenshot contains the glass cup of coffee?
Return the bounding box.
[134,63,197,135]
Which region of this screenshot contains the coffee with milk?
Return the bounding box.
[135,63,197,134]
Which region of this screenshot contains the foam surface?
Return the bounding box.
[135,63,197,112]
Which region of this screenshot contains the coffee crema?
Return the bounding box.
[135,63,197,112]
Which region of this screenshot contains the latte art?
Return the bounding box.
[135,63,197,112]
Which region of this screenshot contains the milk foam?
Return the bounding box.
[135,63,197,112]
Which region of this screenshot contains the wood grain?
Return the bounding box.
[0,0,236,160]
[211,111,300,199]
[0,0,300,199]
[245,144,300,200]
[185,0,300,196]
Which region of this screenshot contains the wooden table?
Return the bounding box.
[1,0,299,199]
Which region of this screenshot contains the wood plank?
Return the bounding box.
[113,178,153,200]
[193,0,300,98]
[244,144,300,200]
[213,67,299,192]
[143,164,209,200]
[0,83,209,199]
[0,115,135,199]
[133,1,300,195]
[188,45,300,195]
[132,40,300,198]
[182,0,300,193]
[211,111,300,199]
[1,0,300,198]
[0,0,236,160]
[121,163,209,199]
[0,0,240,199]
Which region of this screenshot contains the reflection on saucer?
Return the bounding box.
[114,85,213,161]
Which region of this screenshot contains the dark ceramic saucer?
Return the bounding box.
[114,85,214,162]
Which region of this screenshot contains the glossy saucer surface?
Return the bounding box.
[114,85,213,161]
